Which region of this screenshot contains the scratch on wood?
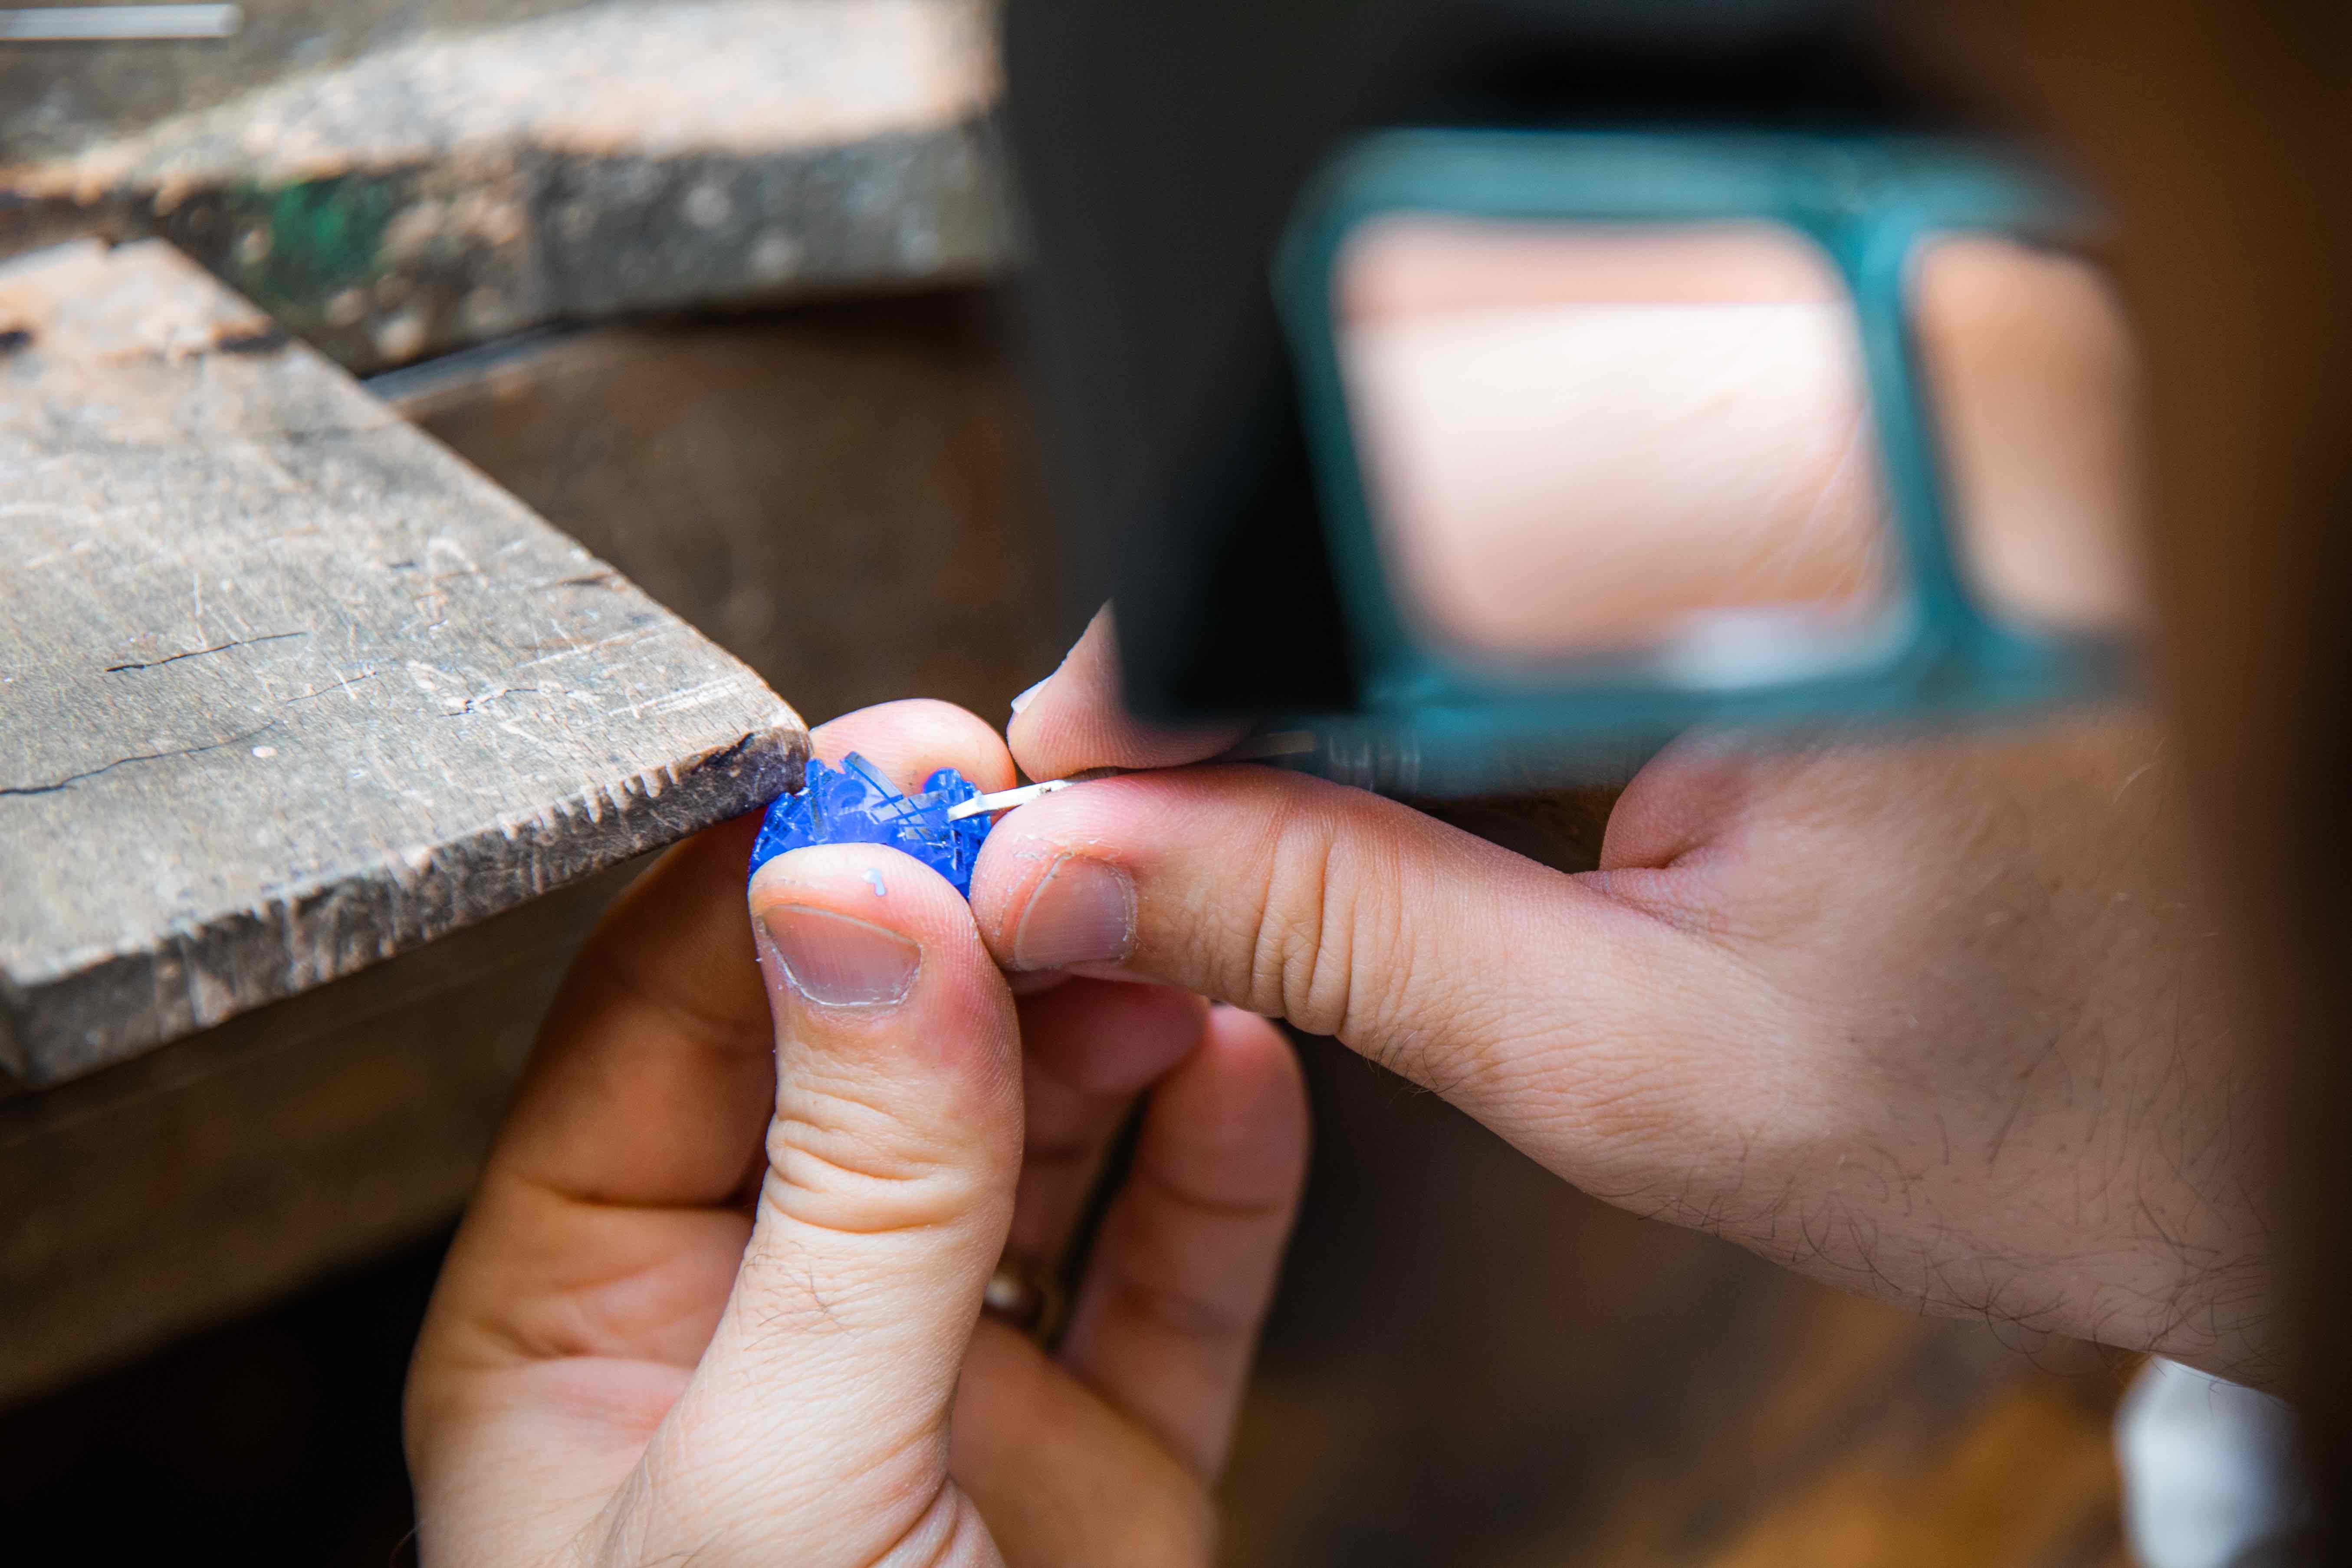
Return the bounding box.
[213,325,290,355]
[516,623,662,669]
[279,669,380,704]
[0,724,280,799]
[103,631,311,674]
[443,684,545,717]
[647,676,746,717]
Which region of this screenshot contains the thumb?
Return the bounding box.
[611,842,1018,1568]
[969,765,1778,1187]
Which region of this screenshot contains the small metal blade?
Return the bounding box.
[943,778,1077,822]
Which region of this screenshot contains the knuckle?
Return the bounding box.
[761,1086,982,1239]
[1258,805,1337,1028]
[1243,796,1421,1056]
[1195,783,1512,1102]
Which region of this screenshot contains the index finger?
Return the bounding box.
[1006,606,1247,782]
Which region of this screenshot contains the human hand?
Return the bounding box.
[404,700,1309,1567]
[980,614,2269,1382]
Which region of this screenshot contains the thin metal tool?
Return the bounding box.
[0,5,240,40]
[940,730,1321,822]
[944,778,1076,822]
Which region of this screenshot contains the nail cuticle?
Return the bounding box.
[1010,853,1135,971]
[758,904,921,1008]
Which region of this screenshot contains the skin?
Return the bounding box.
[1908,0,2348,1460]
[981,612,2267,1381]
[405,701,1309,1567]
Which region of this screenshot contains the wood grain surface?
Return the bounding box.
[0,239,804,1085]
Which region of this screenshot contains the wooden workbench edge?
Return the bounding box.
[1,713,806,1089]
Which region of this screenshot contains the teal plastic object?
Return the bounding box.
[1272,130,2129,795]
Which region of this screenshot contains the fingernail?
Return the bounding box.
[759,905,920,1007]
[1009,677,1050,716]
[1012,855,1134,970]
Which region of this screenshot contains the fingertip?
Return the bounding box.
[1007,606,1247,779]
[746,845,1003,1032]
[813,697,1019,793]
[1206,1002,1301,1072]
[748,841,975,947]
[1003,608,1105,778]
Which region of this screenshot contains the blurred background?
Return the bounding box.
[1,2,2135,1561]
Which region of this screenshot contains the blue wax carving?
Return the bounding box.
[748,753,995,898]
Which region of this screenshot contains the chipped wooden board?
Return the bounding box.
[0,238,805,1085]
[0,0,1008,372]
